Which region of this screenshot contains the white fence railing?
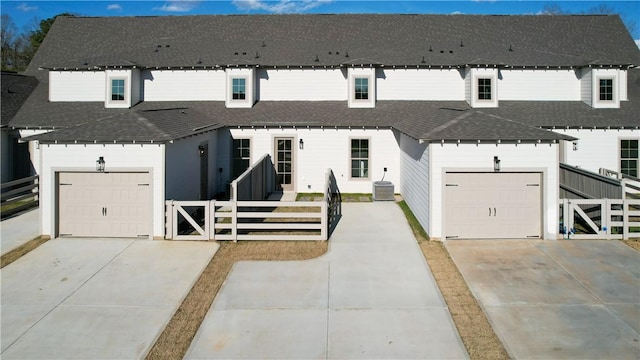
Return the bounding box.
[166,168,339,241]
[560,198,640,240]
[166,200,327,241]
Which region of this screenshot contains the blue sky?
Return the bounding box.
[2,0,639,40]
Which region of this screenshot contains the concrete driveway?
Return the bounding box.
[447,240,640,359]
[1,238,218,359]
[185,202,469,359]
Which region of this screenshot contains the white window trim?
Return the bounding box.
[225,69,254,108]
[348,68,375,108]
[349,137,371,180]
[595,76,617,104]
[476,77,493,102]
[232,137,252,179]
[231,77,248,102]
[107,77,128,106]
[619,137,639,177]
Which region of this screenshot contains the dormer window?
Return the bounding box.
[225,68,254,108]
[599,78,613,101]
[232,78,246,100]
[111,79,126,101]
[478,78,492,100]
[355,78,369,100]
[348,68,375,108]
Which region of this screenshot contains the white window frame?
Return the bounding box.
[468,68,498,108]
[597,77,615,103]
[231,78,247,101]
[477,77,493,101]
[620,138,639,178]
[349,137,371,180]
[232,137,252,179]
[348,68,375,108]
[107,77,128,105]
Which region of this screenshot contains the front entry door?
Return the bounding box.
[274,137,294,191]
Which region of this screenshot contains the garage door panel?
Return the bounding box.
[445,172,541,239]
[58,172,150,238]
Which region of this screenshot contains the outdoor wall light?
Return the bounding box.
[493,156,501,172]
[572,141,578,151]
[198,145,206,157]
[299,139,304,150]
[96,156,106,172]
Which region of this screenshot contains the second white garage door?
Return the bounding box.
[444,172,542,239]
[57,172,151,238]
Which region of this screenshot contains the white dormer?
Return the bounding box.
[225,68,255,108]
[465,68,499,108]
[581,68,621,108]
[348,67,376,108]
[105,69,140,109]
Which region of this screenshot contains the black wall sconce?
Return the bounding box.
[198,145,206,157]
[299,139,304,150]
[493,156,501,172]
[96,156,105,172]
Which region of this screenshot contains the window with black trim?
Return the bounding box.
[232,138,251,178]
[621,139,638,177]
[599,78,613,101]
[478,78,492,100]
[351,139,369,178]
[111,79,125,101]
[355,78,369,100]
[232,78,246,100]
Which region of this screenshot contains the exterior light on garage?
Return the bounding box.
[572,141,578,151]
[493,156,501,172]
[96,156,106,172]
[299,139,304,150]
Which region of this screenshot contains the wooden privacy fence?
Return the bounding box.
[560,198,640,240]
[165,169,340,241]
[1,175,39,219]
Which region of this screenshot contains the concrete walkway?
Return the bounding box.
[447,240,640,359]
[1,208,40,256]
[186,202,468,359]
[1,238,218,359]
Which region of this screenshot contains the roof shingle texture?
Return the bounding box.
[26,14,640,75]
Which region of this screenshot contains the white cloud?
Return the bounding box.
[16,3,38,12]
[451,11,463,15]
[107,4,122,11]
[232,0,332,14]
[636,39,640,49]
[154,0,202,12]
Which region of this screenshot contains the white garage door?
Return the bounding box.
[444,172,541,239]
[57,172,151,238]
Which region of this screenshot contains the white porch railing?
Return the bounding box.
[560,198,640,240]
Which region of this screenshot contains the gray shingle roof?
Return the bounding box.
[26,14,640,76]
[14,14,638,143]
[1,72,38,127]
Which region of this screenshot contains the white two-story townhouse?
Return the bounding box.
[9,14,640,241]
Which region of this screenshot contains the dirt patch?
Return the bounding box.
[0,236,49,269]
[622,240,640,251]
[145,240,327,360]
[420,240,510,360]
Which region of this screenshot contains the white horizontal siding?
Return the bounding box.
[580,68,593,106]
[429,143,558,240]
[559,129,639,174]
[226,128,400,194]
[377,68,465,101]
[39,143,166,238]
[257,69,346,101]
[499,69,580,101]
[49,71,105,101]
[143,70,226,101]
[399,133,430,234]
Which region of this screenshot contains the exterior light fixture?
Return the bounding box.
[299,139,304,150]
[198,145,206,157]
[493,156,501,172]
[572,141,578,151]
[96,156,105,172]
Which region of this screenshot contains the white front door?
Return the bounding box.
[57,172,151,238]
[444,172,542,239]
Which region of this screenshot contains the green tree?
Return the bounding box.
[26,13,76,59]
